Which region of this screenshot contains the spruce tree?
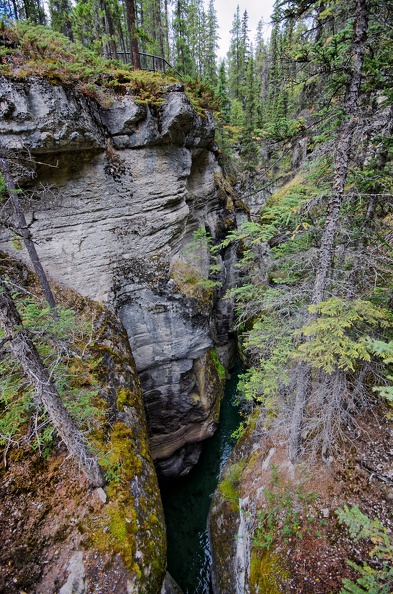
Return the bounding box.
[204,0,219,84]
[49,0,74,40]
[216,60,231,122]
[240,50,260,170]
[172,0,194,75]
[227,6,243,101]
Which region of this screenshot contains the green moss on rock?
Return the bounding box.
[250,548,289,594]
[218,460,245,512]
[209,347,227,383]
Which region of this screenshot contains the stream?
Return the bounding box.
[160,365,242,594]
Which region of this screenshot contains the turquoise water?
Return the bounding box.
[160,367,242,594]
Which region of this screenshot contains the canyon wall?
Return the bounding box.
[0,75,237,477]
[0,256,167,594]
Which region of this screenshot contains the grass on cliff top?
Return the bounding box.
[0,21,219,112]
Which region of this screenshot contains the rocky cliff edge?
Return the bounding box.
[0,75,237,478]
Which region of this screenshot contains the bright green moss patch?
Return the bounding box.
[209,348,227,382]
[250,548,289,594]
[218,460,245,511]
[101,422,143,490]
[116,388,138,410]
[219,476,239,511]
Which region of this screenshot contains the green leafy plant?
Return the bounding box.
[253,464,320,551]
[336,505,393,593]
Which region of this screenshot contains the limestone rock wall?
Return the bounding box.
[0,76,236,477]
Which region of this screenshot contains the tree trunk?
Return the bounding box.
[164,0,170,60]
[347,106,393,296]
[311,126,354,305]
[288,362,311,463]
[312,0,370,306]
[155,0,165,58]
[0,278,105,487]
[0,157,58,316]
[124,0,140,69]
[10,0,19,19]
[101,0,118,59]
[289,0,370,462]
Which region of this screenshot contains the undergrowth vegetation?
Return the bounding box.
[0,21,220,112]
[0,290,104,457]
[253,464,321,551]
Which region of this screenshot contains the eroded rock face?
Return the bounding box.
[208,437,253,594]
[0,76,236,477]
[0,75,104,152]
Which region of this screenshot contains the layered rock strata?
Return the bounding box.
[0,75,236,477]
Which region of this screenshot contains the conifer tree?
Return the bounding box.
[227,6,243,101]
[240,50,260,169]
[49,0,74,40]
[187,0,204,76]
[0,278,105,487]
[216,60,231,122]
[225,0,393,466]
[203,0,219,84]
[18,0,46,23]
[254,20,268,119]
[172,0,194,75]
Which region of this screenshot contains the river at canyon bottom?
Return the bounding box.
[160,364,242,593]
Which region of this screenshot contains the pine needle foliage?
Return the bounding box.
[337,505,393,594]
[0,291,104,455]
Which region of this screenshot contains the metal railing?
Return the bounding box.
[109,49,178,76]
[139,52,174,73]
